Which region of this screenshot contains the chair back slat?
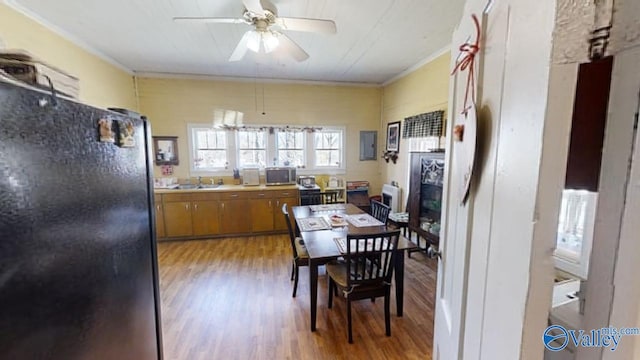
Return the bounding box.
[370,200,391,224]
[281,203,299,258]
[345,230,400,288]
[321,191,339,204]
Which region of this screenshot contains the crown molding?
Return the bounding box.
[133,71,381,88]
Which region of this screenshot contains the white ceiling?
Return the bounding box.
[7,0,465,85]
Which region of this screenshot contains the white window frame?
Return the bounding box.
[188,123,345,175]
[553,190,598,280]
[311,127,345,171]
[188,124,232,174]
[275,128,307,168]
[236,129,268,168]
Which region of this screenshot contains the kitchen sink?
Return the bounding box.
[174,184,220,190]
[176,184,198,190]
[197,184,220,189]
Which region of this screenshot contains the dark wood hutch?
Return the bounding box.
[408,151,445,251]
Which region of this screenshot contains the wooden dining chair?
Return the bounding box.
[326,230,401,343]
[370,199,391,224]
[320,191,340,204]
[282,203,309,297]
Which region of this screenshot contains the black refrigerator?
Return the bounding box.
[0,80,163,359]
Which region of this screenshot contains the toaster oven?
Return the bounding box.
[242,167,260,186]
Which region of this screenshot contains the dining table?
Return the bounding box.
[291,203,417,331]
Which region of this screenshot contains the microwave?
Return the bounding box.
[265,167,296,186]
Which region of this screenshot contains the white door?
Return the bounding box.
[431,12,483,360]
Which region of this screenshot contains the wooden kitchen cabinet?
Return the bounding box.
[156,187,299,239]
[154,195,166,238]
[191,192,221,236]
[249,191,274,232]
[163,201,193,237]
[219,192,249,234]
[250,189,299,232]
[272,190,299,231]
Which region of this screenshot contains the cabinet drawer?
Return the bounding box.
[190,192,221,201]
[163,193,192,202]
[272,189,298,198]
[248,191,274,199]
[220,191,250,200]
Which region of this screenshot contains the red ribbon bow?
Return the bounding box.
[451,14,481,116]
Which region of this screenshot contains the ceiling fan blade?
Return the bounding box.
[277,33,309,62]
[242,0,265,17]
[229,31,254,62]
[173,16,245,24]
[275,17,337,34]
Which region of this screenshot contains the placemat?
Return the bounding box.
[309,204,347,212]
[346,213,385,227]
[297,216,331,232]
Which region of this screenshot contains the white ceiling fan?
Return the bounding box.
[174,0,337,62]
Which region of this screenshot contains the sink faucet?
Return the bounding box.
[197,176,202,187]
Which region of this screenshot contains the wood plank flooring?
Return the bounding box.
[157,235,437,359]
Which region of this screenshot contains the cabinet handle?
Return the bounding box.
[186,204,189,211]
[269,200,272,207]
[282,192,290,196]
[194,204,198,211]
[221,202,225,209]
[258,193,265,197]
[277,200,280,207]
[156,205,161,211]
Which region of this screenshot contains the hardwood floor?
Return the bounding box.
[157,235,437,359]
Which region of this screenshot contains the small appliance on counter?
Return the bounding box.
[242,167,260,186]
[298,175,316,188]
[265,167,296,185]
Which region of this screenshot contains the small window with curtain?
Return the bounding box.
[237,129,267,167]
[276,129,305,167]
[314,129,343,167]
[192,128,228,170]
[403,110,445,151]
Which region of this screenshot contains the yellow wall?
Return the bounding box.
[0,4,136,110]
[137,76,382,186]
[381,52,450,210]
[0,0,451,194]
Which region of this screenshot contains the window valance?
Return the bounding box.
[402,110,444,138]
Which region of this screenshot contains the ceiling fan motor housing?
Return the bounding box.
[243,0,277,24]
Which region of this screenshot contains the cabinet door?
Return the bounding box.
[273,197,298,231]
[192,200,220,236]
[219,199,249,234]
[154,203,166,238]
[163,201,193,237]
[250,198,274,232]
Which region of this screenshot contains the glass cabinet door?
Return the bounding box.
[419,157,445,236]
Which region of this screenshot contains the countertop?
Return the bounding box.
[153,184,299,194]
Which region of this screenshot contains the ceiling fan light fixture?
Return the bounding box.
[247,31,261,52]
[262,31,279,53]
